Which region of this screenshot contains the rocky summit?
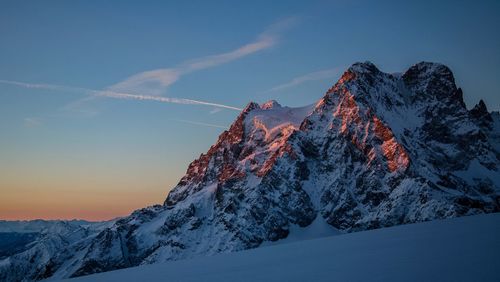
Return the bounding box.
[1,62,499,281]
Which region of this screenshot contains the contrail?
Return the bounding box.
[0,79,242,111]
[95,90,242,111]
[108,17,298,96]
[170,119,228,129]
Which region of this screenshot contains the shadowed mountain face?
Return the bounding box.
[0,233,39,259]
[1,62,499,281]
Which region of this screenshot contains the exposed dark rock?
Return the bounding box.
[2,61,499,281]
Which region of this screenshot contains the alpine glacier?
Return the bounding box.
[1,61,499,281]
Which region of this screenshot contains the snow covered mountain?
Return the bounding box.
[0,220,103,262]
[65,213,500,282]
[0,220,98,234]
[1,61,499,281]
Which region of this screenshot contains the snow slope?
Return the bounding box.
[67,213,500,282]
[2,61,499,281]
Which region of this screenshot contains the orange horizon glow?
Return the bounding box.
[0,207,142,222]
[0,145,189,221]
[0,165,178,221]
[0,194,166,221]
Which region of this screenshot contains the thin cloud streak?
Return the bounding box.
[0,17,296,113]
[171,119,228,129]
[0,80,242,111]
[0,79,88,93]
[96,91,242,111]
[109,17,298,96]
[209,108,223,114]
[263,67,341,93]
[23,117,42,128]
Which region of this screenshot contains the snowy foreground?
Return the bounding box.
[5,62,498,281]
[67,213,500,282]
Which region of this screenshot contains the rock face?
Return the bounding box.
[1,62,499,281]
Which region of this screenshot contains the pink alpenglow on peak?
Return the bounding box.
[1,62,499,281]
[261,100,282,110]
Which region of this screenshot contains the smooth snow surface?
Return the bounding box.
[66,213,500,282]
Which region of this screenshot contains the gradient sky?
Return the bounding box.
[1,0,499,221]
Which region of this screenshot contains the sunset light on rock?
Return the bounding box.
[1,1,499,281]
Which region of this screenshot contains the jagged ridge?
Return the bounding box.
[1,62,499,281]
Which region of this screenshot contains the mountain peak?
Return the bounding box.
[326,61,383,94]
[348,61,381,74]
[402,61,457,98]
[471,99,488,114]
[470,99,493,128]
[409,61,451,74]
[261,100,282,110]
[242,101,261,113]
[406,62,454,83]
[3,61,499,282]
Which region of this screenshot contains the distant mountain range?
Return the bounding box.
[0,220,101,263]
[0,219,96,234]
[1,61,499,281]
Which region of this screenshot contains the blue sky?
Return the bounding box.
[1,0,499,220]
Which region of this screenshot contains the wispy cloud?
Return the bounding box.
[0,79,87,93]
[209,108,223,114]
[23,117,42,128]
[263,67,340,93]
[0,80,242,111]
[0,17,298,114]
[170,119,228,129]
[108,17,298,96]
